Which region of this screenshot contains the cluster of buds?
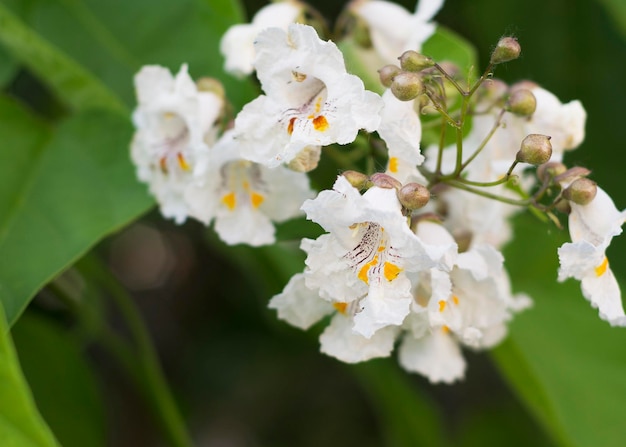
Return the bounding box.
[378,50,434,101]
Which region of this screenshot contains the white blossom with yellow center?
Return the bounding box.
[558,186,626,326]
[186,130,314,246]
[233,24,383,167]
[131,64,223,223]
[300,176,455,338]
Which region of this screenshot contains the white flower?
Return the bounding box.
[378,90,426,183]
[131,64,223,223]
[233,24,383,167]
[220,1,304,77]
[398,222,530,383]
[350,0,444,64]
[270,273,400,362]
[185,130,314,246]
[300,176,455,338]
[558,186,626,326]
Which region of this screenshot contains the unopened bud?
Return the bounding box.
[378,64,402,88]
[397,183,430,210]
[490,37,521,64]
[563,178,597,205]
[537,162,567,183]
[390,71,423,101]
[476,78,508,102]
[196,77,225,98]
[506,89,536,116]
[516,134,552,165]
[554,166,592,185]
[554,198,571,214]
[353,20,373,48]
[369,173,402,190]
[288,145,321,173]
[398,50,434,72]
[342,170,370,190]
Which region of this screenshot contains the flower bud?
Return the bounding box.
[475,78,508,102]
[516,134,552,165]
[554,197,571,214]
[506,89,536,116]
[196,77,225,98]
[397,183,430,210]
[563,178,597,205]
[490,37,521,64]
[390,71,423,101]
[342,170,370,190]
[554,166,592,185]
[369,173,402,190]
[537,161,567,183]
[378,64,402,88]
[288,145,321,172]
[398,50,434,72]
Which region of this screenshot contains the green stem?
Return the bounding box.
[435,115,447,175]
[457,174,517,188]
[445,179,530,206]
[458,108,506,173]
[78,256,195,447]
[434,63,466,96]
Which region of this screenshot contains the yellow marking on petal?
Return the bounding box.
[163,112,176,119]
[377,245,385,252]
[358,256,379,284]
[333,302,348,315]
[312,115,329,132]
[159,157,168,174]
[383,262,402,281]
[442,325,450,333]
[250,192,265,209]
[389,157,399,173]
[287,117,296,135]
[314,96,323,114]
[242,180,250,191]
[438,300,446,312]
[177,153,191,171]
[292,71,307,82]
[221,192,236,210]
[452,295,459,305]
[595,257,609,277]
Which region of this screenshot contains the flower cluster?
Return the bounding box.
[129,0,626,382]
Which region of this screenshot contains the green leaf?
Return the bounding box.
[594,0,626,39]
[2,0,256,110]
[338,37,386,94]
[0,2,126,113]
[494,213,626,447]
[12,312,106,447]
[423,26,478,77]
[0,302,59,447]
[0,44,18,86]
[0,96,153,325]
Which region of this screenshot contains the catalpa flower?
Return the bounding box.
[220,0,304,77]
[350,0,444,64]
[558,185,626,326]
[185,130,314,246]
[300,176,455,338]
[269,274,399,363]
[233,24,383,167]
[398,221,531,383]
[131,64,223,223]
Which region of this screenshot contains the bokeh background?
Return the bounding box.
[3,0,626,446]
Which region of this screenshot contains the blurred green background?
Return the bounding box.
[2,0,626,446]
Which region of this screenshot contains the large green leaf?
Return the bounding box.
[0,302,59,447]
[422,26,478,77]
[0,44,18,86]
[12,312,106,447]
[1,0,256,110]
[493,213,626,447]
[0,96,152,325]
[0,2,126,113]
[594,0,626,39]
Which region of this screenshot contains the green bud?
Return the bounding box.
[563,178,597,205]
[378,64,402,88]
[490,37,521,64]
[369,173,402,190]
[516,134,552,165]
[390,71,423,101]
[554,197,571,214]
[397,183,430,210]
[506,89,536,116]
[398,50,434,72]
[537,161,567,183]
[342,170,370,190]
